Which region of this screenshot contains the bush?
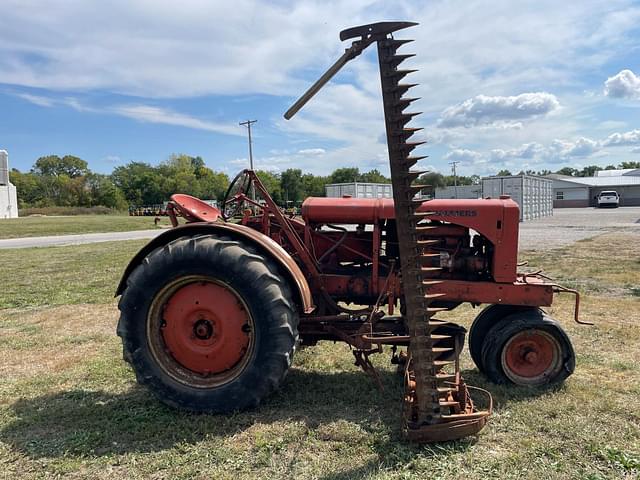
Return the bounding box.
[19,206,120,216]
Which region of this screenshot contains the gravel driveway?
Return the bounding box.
[519,206,640,251]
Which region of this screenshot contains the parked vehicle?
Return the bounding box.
[597,190,620,208]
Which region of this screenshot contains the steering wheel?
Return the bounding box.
[222,170,253,220]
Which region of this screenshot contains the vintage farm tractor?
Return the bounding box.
[116,22,583,442]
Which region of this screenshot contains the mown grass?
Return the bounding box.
[0,215,171,239]
[0,234,639,479]
[0,240,146,309]
[520,232,640,297]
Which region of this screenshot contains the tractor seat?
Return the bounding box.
[170,194,220,222]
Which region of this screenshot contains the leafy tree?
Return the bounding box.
[495,169,513,176]
[619,161,640,169]
[579,165,602,177]
[329,167,360,184]
[280,168,304,204]
[112,162,164,205]
[555,167,578,176]
[301,173,327,197]
[33,155,89,178]
[255,170,282,204]
[359,169,390,183]
[86,173,128,209]
[416,172,446,188]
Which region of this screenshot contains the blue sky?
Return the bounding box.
[1,0,639,177]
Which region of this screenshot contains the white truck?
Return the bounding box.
[597,190,620,208]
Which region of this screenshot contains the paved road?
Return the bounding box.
[0,229,164,249]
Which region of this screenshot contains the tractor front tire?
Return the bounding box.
[469,305,543,373]
[480,310,574,387]
[117,234,298,413]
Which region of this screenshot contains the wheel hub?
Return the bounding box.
[193,319,214,340]
[160,281,251,376]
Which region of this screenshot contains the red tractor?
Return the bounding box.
[116,22,582,442]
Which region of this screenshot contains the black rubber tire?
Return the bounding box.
[469,305,543,373]
[480,310,575,386]
[117,234,299,413]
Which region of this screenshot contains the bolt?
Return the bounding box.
[524,351,538,364]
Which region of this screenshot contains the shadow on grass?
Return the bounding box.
[0,365,559,464]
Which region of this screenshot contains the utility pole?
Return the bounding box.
[239,119,257,200]
[449,161,459,199]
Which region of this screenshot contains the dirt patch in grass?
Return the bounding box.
[0,304,117,382]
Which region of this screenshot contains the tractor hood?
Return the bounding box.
[302,196,519,225]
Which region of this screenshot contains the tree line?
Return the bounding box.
[10,154,640,211]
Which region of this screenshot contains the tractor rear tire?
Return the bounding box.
[469,305,544,373]
[480,310,574,387]
[117,234,298,413]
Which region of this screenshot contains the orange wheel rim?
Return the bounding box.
[147,276,255,388]
[161,282,250,375]
[501,329,562,386]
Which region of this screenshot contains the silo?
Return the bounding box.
[0,150,9,185]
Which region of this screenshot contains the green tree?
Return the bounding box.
[255,170,282,204]
[112,162,164,205]
[578,165,601,177]
[495,169,513,176]
[555,167,578,176]
[87,173,128,210]
[619,161,640,169]
[280,168,304,204]
[329,167,360,184]
[33,155,89,178]
[359,169,390,183]
[301,173,327,197]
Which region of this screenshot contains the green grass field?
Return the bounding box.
[0,234,638,479]
[0,215,171,240]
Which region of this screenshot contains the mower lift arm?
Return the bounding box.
[284,21,418,120]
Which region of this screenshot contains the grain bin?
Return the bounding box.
[482,175,553,221]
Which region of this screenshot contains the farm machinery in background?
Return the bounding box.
[116,22,583,442]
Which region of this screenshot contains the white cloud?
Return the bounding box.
[443,148,483,164]
[604,69,640,99]
[14,92,243,136]
[104,155,121,163]
[437,93,560,128]
[110,105,242,136]
[16,93,54,107]
[491,143,544,161]
[602,129,640,146]
[297,148,325,156]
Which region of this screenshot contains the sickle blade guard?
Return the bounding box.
[373,25,490,442]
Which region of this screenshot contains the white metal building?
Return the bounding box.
[325,182,393,199]
[548,173,640,207]
[0,150,18,218]
[482,175,553,221]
